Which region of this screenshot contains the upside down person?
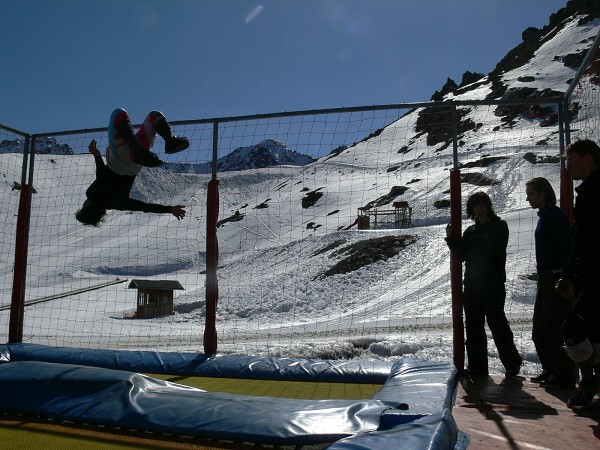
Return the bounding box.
[76,108,189,226]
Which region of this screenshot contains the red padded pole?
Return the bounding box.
[204,179,220,355]
[449,169,464,371]
[9,184,32,343]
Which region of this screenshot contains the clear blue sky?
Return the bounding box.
[2,0,569,134]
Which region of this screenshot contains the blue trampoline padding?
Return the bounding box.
[0,360,399,445]
[374,358,458,411]
[0,345,463,448]
[0,346,8,363]
[327,409,468,450]
[1,343,393,383]
[327,409,470,450]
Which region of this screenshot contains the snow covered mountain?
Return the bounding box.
[163,139,315,174]
[0,136,314,174]
[217,139,315,171]
[0,137,73,155]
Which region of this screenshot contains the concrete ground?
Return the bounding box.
[453,373,600,449]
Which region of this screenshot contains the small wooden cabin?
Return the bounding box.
[128,279,184,319]
[357,201,413,230]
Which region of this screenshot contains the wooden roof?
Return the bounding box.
[128,279,184,291]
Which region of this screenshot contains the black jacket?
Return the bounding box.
[445,215,509,287]
[563,168,600,298]
[86,155,170,214]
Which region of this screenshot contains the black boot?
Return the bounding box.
[154,118,190,154]
[115,120,163,167]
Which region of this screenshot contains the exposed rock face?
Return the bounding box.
[0,137,73,155]
[217,139,315,171]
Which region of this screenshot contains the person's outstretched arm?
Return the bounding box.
[171,205,186,220]
[112,198,187,220]
[88,140,101,157]
[88,140,106,175]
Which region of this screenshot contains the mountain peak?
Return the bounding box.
[429,1,600,102]
[0,137,73,155]
[216,139,315,171]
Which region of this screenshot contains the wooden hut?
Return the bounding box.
[357,201,413,230]
[128,279,184,319]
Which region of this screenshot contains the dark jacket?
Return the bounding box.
[86,155,170,213]
[535,203,570,273]
[445,215,508,287]
[563,168,600,298]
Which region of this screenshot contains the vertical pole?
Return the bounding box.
[204,122,219,355]
[9,136,33,343]
[559,29,600,223]
[558,99,574,222]
[450,105,465,371]
[563,98,572,149]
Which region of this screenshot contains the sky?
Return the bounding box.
[1,0,570,134]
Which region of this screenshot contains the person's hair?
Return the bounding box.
[466,191,494,220]
[526,177,557,205]
[75,201,106,227]
[566,139,600,166]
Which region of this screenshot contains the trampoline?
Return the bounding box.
[0,343,468,449]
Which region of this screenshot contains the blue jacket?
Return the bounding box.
[534,203,570,273]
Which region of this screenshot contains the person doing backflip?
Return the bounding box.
[76,108,189,227]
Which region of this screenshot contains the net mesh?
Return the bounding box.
[0,43,598,374]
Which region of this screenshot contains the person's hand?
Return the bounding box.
[171,205,186,220]
[555,277,574,300]
[445,222,453,237]
[88,140,101,157]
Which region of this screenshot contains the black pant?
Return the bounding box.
[532,273,577,382]
[463,283,522,372]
